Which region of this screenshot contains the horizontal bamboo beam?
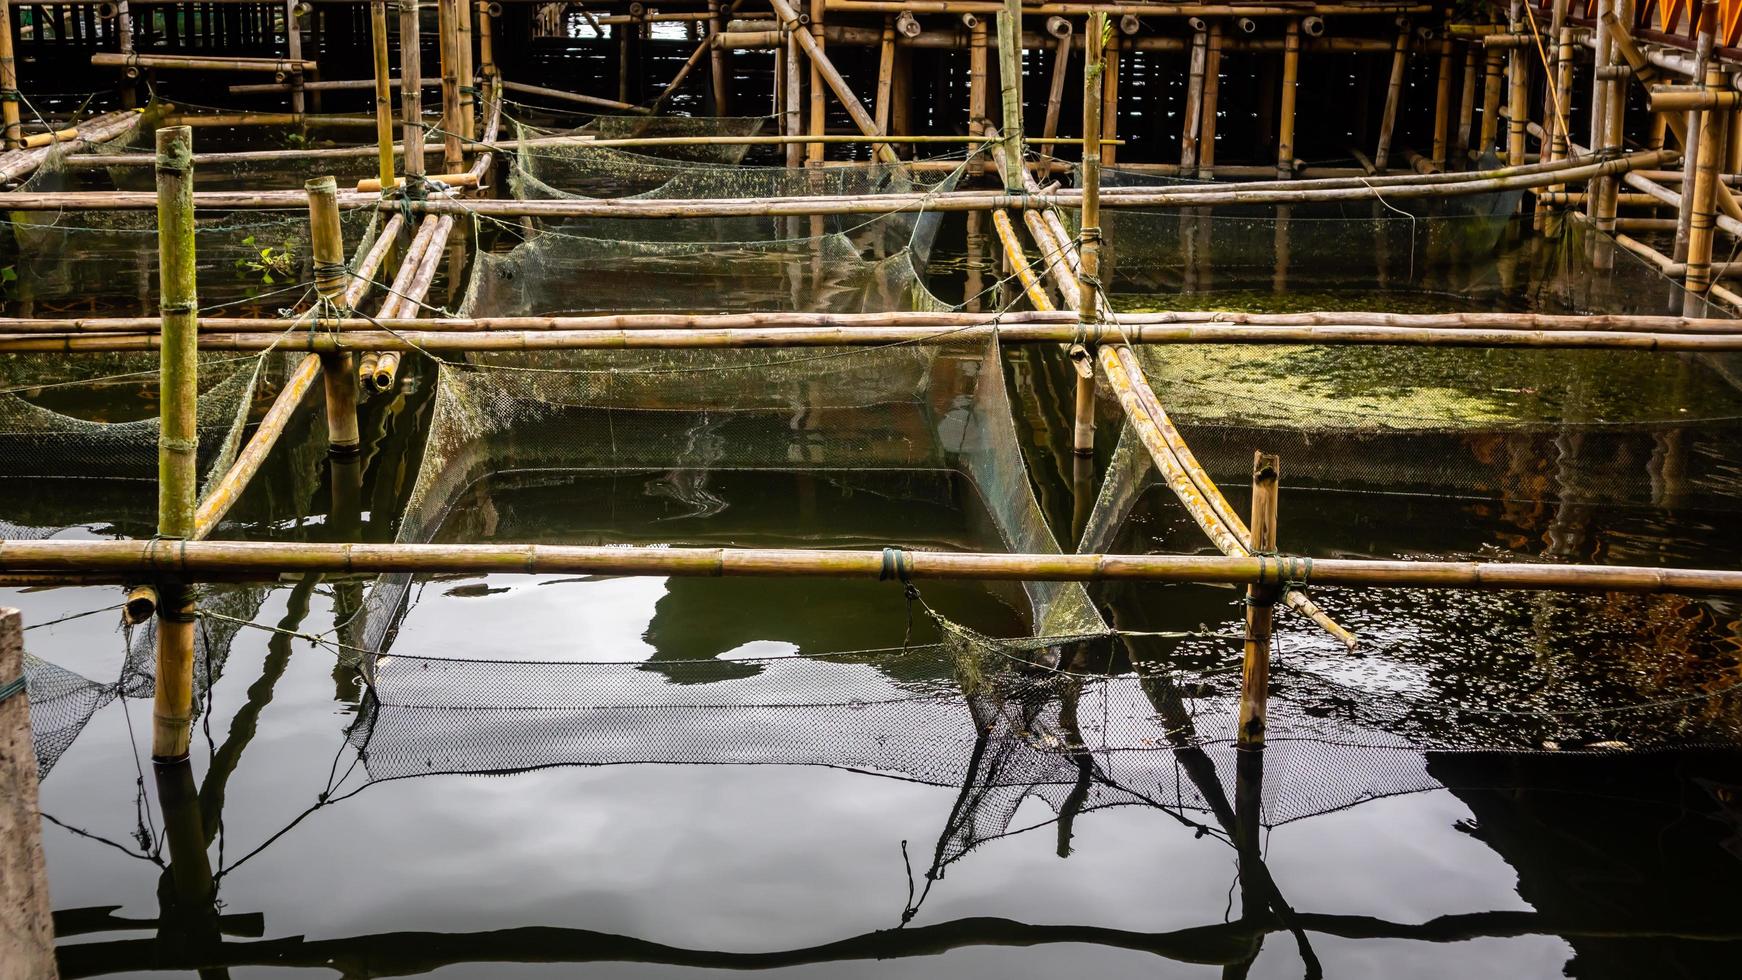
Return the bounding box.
[822,2,1433,14]
[92,53,318,74]
[500,79,650,114]
[2,540,1736,595]
[12,324,1742,353]
[11,308,1742,336]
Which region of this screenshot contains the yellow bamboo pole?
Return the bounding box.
[1237,452,1279,746]
[399,0,426,184]
[1075,11,1105,456]
[308,176,361,454]
[438,0,463,174]
[1431,29,1453,168]
[0,0,21,149]
[371,0,396,188]
[1685,65,1727,310]
[153,125,198,762]
[1277,20,1299,178]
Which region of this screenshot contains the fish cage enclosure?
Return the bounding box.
[4,1,1742,978]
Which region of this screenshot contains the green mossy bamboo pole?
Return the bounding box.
[371,0,397,188]
[399,0,426,183]
[996,0,1025,189]
[1074,11,1105,457]
[307,176,361,455]
[1237,452,1279,746]
[0,0,21,149]
[153,125,198,762]
[5,540,1741,596]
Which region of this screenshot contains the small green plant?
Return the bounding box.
[235,235,298,285]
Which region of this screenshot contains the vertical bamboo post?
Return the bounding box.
[1374,19,1409,173]
[784,27,803,168]
[154,759,218,943]
[1478,49,1504,154]
[306,177,360,456]
[370,0,395,189]
[1237,451,1280,746]
[1431,29,1453,168]
[1198,20,1223,178]
[1684,65,1727,312]
[708,0,729,115]
[0,0,21,149]
[438,0,462,174]
[967,13,987,134]
[1,608,57,980]
[1507,2,1529,168]
[1454,42,1478,160]
[116,0,137,107]
[1587,0,1612,232]
[477,0,496,81]
[1182,22,1207,172]
[399,0,425,185]
[807,0,825,165]
[285,0,306,114]
[1676,2,1718,262]
[1277,20,1299,178]
[1075,11,1105,457]
[874,17,894,155]
[456,0,475,141]
[996,0,1025,190]
[1039,17,1071,162]
[1102,31,1119,166]
[153,125,198,762]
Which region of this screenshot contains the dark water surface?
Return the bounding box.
[11,209,1742,978]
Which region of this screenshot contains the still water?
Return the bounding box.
[10,208,1742,978]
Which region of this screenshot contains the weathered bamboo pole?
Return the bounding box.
[1454,41,1478,159]
[0,607,56,979]
[1506,2,1529,168]
[873,19,895,159]
[785,27,803,167]
[1277,20,1299,177]
[807,0,826,165]
[708,0,730,113]
[438,0,464,174]
[153,125,198,762]
[1182,22,1208,172]
[1478,48,1504,153]
[477,0,496,79]
[1237,452,1279,746]
[1677,3,1717,261]
[968,13,988,133]
[1431,29,1452,168]
[91,52,318,73]
[457,0,475,140]
[1101,29,1119,165]
[499,79,648,113]
[996,0,1025,190]
[285,0,307,114]
[0,0,20,149]
[399,0,426,184]
[15,322,1742,353]
[27,307,1742,335]
[1198,20,1223,178]
[1039,18,1071,164]
[1684,65,1727,310]
[371,0,396,188]
[309,176,360,455]
[1075,10,1105,457]
[1375,19,1410,173]
[8,540,1738,595]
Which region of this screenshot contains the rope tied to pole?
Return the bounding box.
[0,673,25,704]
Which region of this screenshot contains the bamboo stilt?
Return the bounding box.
[1506,1,1529,168]
[153,125,198,762]
[874,18,895,158]
[371,0,396,188]
[996,0,1025,190]
[1478,49,1503,153]
[477,1,496,79]
[807,0,825,165]
[708,0,730,114]
[1039,19,1071,164]
[1101,33,1119,165]
[399,0,425,184]
[967,13,988,133]
[0,0,19,149]
[438,0,463,175]
[1198,21,1223,178]
[1676,3,1717,262]
[0,608,56,979]
[785,28,803,168]
[308,176,360,455]
[1375,20,1409,173]
[1454,42,1478,159]
[1277,20,1299,178]
[1182,24,1208,172]
[1075,11,1105,457]
[1237,452,1279,746]
[1431,30,1453,168]
[1684,65,1726,311]
[285,0,306,114]
[457,0,475,140]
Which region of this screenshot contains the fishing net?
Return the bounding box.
[505,113,774,198]
[91,102,386,191]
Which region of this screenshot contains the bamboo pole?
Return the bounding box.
[90,52,319,73]
[0,608,56,980]
[785,27,802,167]
[1039,19,1071,163]
[0,0,21,149]
[1237,452,1279,746]
[285,0,306,114]
[1506,1,1528,168]
[457,0,475,140]
[807,0,825,165]
[1075,11,1104,456]
[874,18,895,158]
[996,0,1025,190]
[500,79,648,113]
[309,176,360,455]
[708,0,730,114]
[438,0,464,174]
[1685,65,1727,311]
[1101,30,1118,165]
[371,0,396,188]
[1198,20,1223,178]
[153,125,198,762]
[400,0,425,184]
[1677,3,1717,261]
[1375,19,1410,173]
[6,540,1738,595]
[477,0,496,79]
[1182,23,1207,172]
[1431,29,1452,168]
[968,13,988,133]
[192,355,322,539]
[1277,20,1299,178]
[1478,49,1503,153]
[1454,42,1478,159]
